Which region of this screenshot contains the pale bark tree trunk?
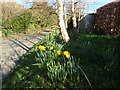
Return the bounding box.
[71,0,77,29]
[63,4,68,29]
[64,13,68,29]
[71,0,79,39]
[58,0,70,43]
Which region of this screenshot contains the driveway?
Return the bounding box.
[0,31,50,80]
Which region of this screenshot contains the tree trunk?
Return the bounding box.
[71,0,77,29]
[64,13,68,29]
[58,0,70,43]
[71,0,80,40]
[63,4,68,29]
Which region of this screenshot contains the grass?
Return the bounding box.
[65,33,120,88]
[2,30,120,88]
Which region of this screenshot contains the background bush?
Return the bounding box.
[2,2,58,37]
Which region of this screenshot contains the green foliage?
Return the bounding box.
[10,12,32,33]
[43,15,58,27]
[2,29,17,37]
[2,11,34,36]
[2,2,58,37]
[47,61,68,83]
[65,33,120,88]
[32,30,82,87]
[30,2,58,27]
[2,31,119,88]
[27,24,35,31]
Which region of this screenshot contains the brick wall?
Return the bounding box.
[95,1,120,35]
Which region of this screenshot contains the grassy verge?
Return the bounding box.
[2,30,120,88]
[65,33,120,88]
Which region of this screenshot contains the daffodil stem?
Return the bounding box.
[77,65,92,89]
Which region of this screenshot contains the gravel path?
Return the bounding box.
[0,31,50,80]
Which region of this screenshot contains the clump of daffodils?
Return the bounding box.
[63,51,70,58]
[35,45,70,58]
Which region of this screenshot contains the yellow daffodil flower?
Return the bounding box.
[50,46,54,50]
[39,45,46,51]
[65,54,70,58]
[63,51,70,58]
[57,50,61,55]
[63,51,69,56]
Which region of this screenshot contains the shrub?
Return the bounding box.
[2,11,33,35]
[27,24,35,30]
[11,12,32,33]
[2,11,43,36]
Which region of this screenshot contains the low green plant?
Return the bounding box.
[2,11,33,35]
[27,24,35,31]
[47,61,68,84]
[32,30,84,88]
[2,30,119,88]
[2,29,16,37]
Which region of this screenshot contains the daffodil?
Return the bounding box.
[63,51,69,56]
[50,46,54,50]
[63,51,70,58]
[65,54,70,58]
[57,50,61,55]
[39,45,46,51]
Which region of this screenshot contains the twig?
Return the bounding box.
[77,65,92,89]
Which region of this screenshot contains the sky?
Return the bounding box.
[9,0,115,13]
[85,0,115,13]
